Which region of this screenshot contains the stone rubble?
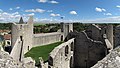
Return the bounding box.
[91,46,120,68]
[0,51,35,68]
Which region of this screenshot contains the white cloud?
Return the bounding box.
[12,12,19,15]
[49,0,59,4]
[14,14,21,18]
[104,13,112,16]
[102,8,106,12]
[0,11,22,22]
[27,13,35,16]
[70,11,77,15]
[2,12,9,15]
[34,18,62,23]
[16,6,20,9]
[38,0,59,4]
[36,8,45,13]
[9,8,13,10]
[0,18,5,21]
[0,9,3,12]
[25,8,45,13]
[38,0,47,3]
[116,5,120,8]
[25,9,35,12]
[50,13,60,17]
[40,18,49,21]
[47,10,53,12]
[82,16,120,23]
[95,7,106,12]
[0,9,37,23]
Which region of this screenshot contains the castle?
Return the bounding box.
[7,16,119,68]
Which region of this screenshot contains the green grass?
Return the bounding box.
[25,41,63,64]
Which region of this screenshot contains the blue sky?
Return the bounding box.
[0,0,120,23]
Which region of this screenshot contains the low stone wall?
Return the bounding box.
[33,32,63,47]
[48,38,74,68]
[23,57,35,68]
[10,38,22,62]
[39,57,48,68]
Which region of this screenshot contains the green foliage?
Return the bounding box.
[34,23,89,33]
[73,23,88,32]
[49,27,59,32]
[24,41,63,64]
[0,23,12,30]
[34,23,45,26]
[34,23,61,33]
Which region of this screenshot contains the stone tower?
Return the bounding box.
[115,25,120,48]
[106,24,113,47]
[19,17,24,24]
[11,16,33,62]
[61,23,73,40]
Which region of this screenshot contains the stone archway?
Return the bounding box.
[65,45,69,56]
[71,42,74,51]
[61,35,63,41]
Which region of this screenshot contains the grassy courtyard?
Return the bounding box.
[25,41,63,64]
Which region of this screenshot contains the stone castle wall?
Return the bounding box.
[11,22,115,68]
[85,24,101,41]
[62,23,73,40]
[63,24,114,68]
[74,31,107,68]
[11,17,33,62]
[91,46,120,68]
[48,38,74,68]
[10,16,74,64]
[115,25,120,48]
[10,38,22,62]
[11,23,33,54]
[106,25,113,46]
[33,32,62,47]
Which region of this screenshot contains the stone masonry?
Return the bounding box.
[48,38,74,68]
[0,51,35,68]
[8,16,118,68]
[11,16,33,62]
[65,24,113,68]
[91,46,120,68]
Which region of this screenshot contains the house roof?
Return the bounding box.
[4,34,11,40]
[19,17,24,24]
[0,30,10,33]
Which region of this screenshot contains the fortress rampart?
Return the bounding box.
[33,32,62,47]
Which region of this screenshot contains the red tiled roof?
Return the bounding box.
[0,30,4,33]
[4,34,11,40]
[0,30,10,33]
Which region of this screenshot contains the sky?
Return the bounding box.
[0,0,120,23]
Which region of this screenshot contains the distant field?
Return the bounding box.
[34,23,46,26]
[24,41,63,64]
